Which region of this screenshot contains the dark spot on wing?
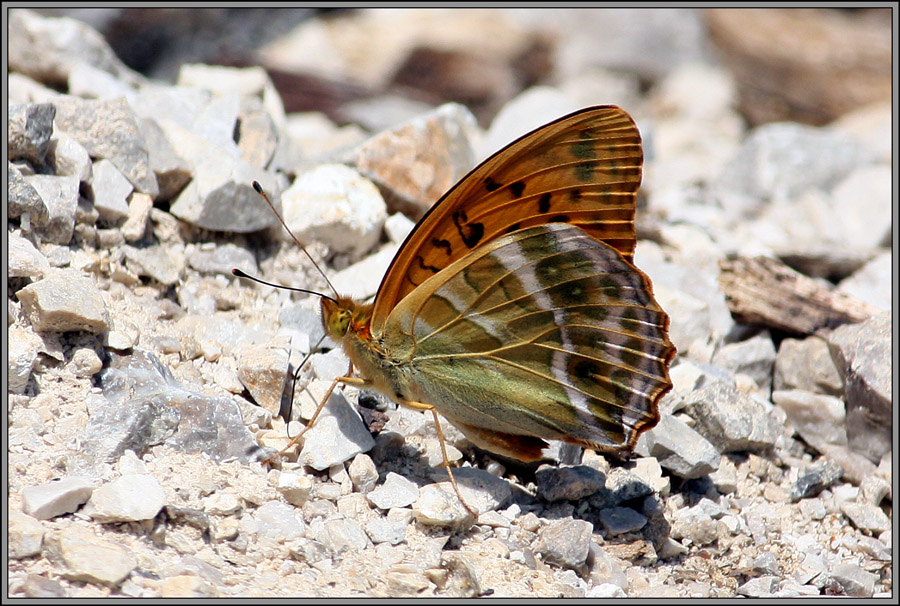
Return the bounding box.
[431,237,452,256]
[538,192,551,214]
[484,177,503,192]
[416,255,443,275]
[453,210,484,248]
[510,180,526,198]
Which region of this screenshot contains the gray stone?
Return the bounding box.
[799,498,827,521]
[367,472,419,510]
[237,341,289,415]
[67,61,134,99]
[20,573,67,598]
[8,9,143,87]
[122,242,185,286]
[852,535,891,561]
[83,474,167,523]
[838,250,891,313]
[383,567,432,596]
[316,518,371,555]
[440,551,483,598]
[307,349,352,384]
[384,212,415,244]
[188,243,258,276]
[120,192,153,242]
[255,501,306,541]
[840,503,891,534]
[773,390,847,452]
[412,483,474,527]
[8,163,50,226]
[347,453,379,494]
[535,465,605,502]
[49,525,137,587]
[88,349,263,464]
[288,537,330,564]
[669,505,717,545]
[715,122,873,209]
[279,300,327,353]
[89,158,134,222]
[7,326,43,394]
[534,518,594,570]
[47,134,92,182]
[176,63,285,124]
[8,510,45,558]
[684,383,780,452]
[791,460,843,501]
[737,576,779,597]
[587,583,627,598]
[298,388,375,471]
[281,164,386,257]
[588,468,654,510]
[8,102,55,163]
[712,333,776,396]
[22,174,79,244]
[818,444,878,487]
[365,517,407,545]
[429,466,511,515]
[329,244,398,301]
[277,472,313,507]
[16,269,109,333]
[588,542,628,590]
[826,313,892,463]
[831,563,876,597]
[829,165,892,251]
[858,474,890,507]
[236,95,279,168]
[708,456,738,494]
[773,336,844,396]
[340,94,436,134]
[635,413,720,478]
[597,507,647,536]
[178,90,242,154]
[139,117,191,202]
[21,476,95,520]
[163,122,280,232]
[752,551,781,575]
[53,96,158,197]
[694,497,727,519]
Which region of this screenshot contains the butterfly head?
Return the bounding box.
[321,296,373,341]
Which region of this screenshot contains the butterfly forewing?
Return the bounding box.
[372,106,642,328]
[380,224,674,457]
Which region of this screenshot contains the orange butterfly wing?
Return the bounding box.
[371,105,643,328]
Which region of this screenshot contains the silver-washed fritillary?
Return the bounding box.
[251,106,675,517]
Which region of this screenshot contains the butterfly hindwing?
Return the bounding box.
[380,224,674,456]
[372,106,643,328]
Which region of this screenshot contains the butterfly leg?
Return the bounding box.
[262,363,366,466]
[398,400,478,520]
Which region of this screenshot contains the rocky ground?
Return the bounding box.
[6,8,894,599]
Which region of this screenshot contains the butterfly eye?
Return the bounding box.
[322,303,351,338]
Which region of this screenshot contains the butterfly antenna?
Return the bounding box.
[251,181,339,298]
[231,268,337,304]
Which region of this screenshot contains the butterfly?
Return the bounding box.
[248,106,675,518]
